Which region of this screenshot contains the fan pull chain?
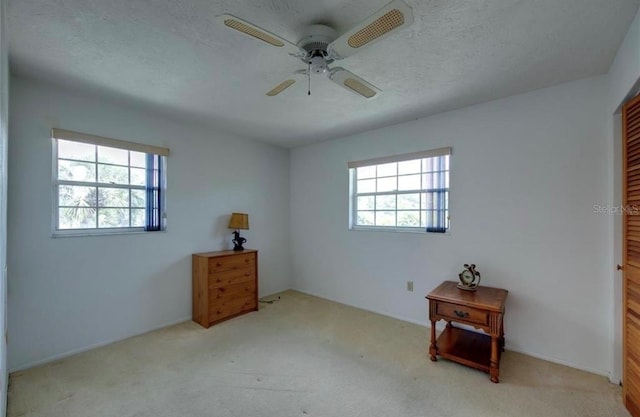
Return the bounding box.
[308,60,311,96]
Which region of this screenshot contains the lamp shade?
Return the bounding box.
[228,213,249,230]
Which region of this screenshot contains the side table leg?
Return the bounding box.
[490,335,499,383]
[429,320,437,361]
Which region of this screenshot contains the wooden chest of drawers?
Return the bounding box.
[192,250,258,328]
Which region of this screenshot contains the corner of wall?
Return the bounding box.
[0,0,8,412]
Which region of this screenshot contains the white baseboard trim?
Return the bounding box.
[291,288,429,328]
[259,287,293,299]
[11,288,615,381]
[505,346,610,379]
[291,288,612,380]
[11,290,296,373]
[10,315,191,373]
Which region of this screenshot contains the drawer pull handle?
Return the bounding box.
[454,310,469,318]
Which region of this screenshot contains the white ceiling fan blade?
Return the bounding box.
[266,79,297,97]
[329,68,380,99]
[327,0,414,60]
[217,14,306,58]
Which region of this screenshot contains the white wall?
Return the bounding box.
[0,0,8,413]
[291,76,611,375]
[7,76,290,371]
[608,8,640,115]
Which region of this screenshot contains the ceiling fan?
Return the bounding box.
[216,0,414,99]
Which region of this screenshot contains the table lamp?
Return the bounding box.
[228,213,249,251]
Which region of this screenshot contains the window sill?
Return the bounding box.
[349,226,450,235]
[51,228,167,238]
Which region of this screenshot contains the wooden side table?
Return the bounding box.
[426,281,508,383]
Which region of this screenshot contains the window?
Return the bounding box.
[349,147,450,233]
[52,129,169,236]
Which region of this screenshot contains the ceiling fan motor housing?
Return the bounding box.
[297,24,338,71]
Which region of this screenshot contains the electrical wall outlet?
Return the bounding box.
[407,281,414,292]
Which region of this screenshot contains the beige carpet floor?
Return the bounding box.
[7,290,630,417]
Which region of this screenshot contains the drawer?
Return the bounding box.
[210,281,256,301]
[436,301,488,326]
[209,266,255,289]
[209,294,257,322]
[209,253,255,272]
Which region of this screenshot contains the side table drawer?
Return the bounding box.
[437,301,488,326]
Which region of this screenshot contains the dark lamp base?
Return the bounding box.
[232,230,247,251]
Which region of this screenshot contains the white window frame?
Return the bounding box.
[51,129,169,237]
[348,147,451,233]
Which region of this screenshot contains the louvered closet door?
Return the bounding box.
[623,94,640,417]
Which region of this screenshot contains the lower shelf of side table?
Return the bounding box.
[436,325,498,373]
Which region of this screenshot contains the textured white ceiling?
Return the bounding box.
[8,0,640,147]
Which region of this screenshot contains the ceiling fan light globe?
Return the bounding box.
[310,56,328,74]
